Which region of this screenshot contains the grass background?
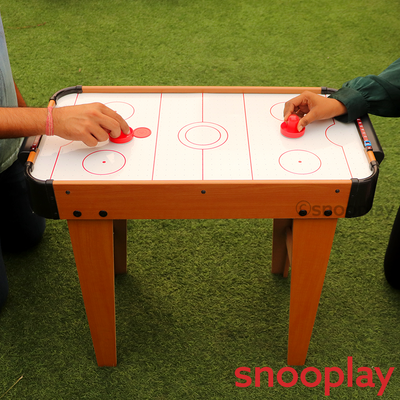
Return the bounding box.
[1,0,400,398]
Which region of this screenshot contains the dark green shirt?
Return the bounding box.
[330,58,400,123]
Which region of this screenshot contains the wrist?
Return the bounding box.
[332,99,348,116]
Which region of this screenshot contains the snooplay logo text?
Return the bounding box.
[295,200,395,218]
[235,357,394,396]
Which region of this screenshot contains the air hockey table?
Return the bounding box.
[21,85,384,367]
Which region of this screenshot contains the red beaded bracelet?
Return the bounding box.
[46,106,54,136]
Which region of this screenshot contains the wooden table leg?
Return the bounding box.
[113,220,127,275]
[271,219,292,277]
[68,219,117,367]
[287,218,338,365]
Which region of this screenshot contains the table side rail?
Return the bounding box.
[51,179,353,221]
[80,86,326,95]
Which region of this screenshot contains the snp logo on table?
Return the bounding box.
[296,200,395,218]
[235,357,394,396]
[296,200,346,217]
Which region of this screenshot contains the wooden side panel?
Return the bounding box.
[53,180,352,221]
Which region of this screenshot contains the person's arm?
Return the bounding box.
[330,58,400,122]
[284,58,400,131]
[0,103,130,147]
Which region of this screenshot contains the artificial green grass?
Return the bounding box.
[1,0,400,398]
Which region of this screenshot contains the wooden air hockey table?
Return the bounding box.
[21,85,384,367]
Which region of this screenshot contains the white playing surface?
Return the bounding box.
[31,92,373,181]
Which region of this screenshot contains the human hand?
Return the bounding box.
[283,91,347,132]
[53,103,130,147]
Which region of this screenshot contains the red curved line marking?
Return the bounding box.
[269,102,285,121]
[278,149,322,175]
[82,150,126,175]
[105,101,135,120]
[324,118,353,177]
[185,126,221,147]
[178,122,228,150]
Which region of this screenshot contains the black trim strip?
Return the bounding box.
[346,162,379,218]
[50,85,83,102]
[25,162,60,219]
[321,87,338,95]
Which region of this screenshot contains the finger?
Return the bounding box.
[84,124,111,143]
[81,133,100,147]
[283,101,296,121]
[98,117,121,139]
[99,105,130,136]
[297,108,319,131]
[283,93,309,121]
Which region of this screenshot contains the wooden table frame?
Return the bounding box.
[22,86,383,366]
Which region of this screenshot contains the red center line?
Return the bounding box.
[151,93,163,180]
[202,93,204,179]
[242,94,254,180]
[202,92,204,122]
[202,149,204,180]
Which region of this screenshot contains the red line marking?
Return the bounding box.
[178,122,228,150]
[49,93,80,179]
[202,94,204,178]
[185,126,221,147]
[202,93,204,122]
[202,149,204,180]
[278,149,322,175]
[269,102,285,121]
[324,118,353,177]
[82,150,126,175]
[152,93,163,180]
[104,101,135,120]
[50,140,74,179]
[243,94,254,180]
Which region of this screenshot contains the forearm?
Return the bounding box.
[0,103,130,147]
[330,58,400,122]
[0,107,47,138]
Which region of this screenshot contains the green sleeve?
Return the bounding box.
[329,58,400,122]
